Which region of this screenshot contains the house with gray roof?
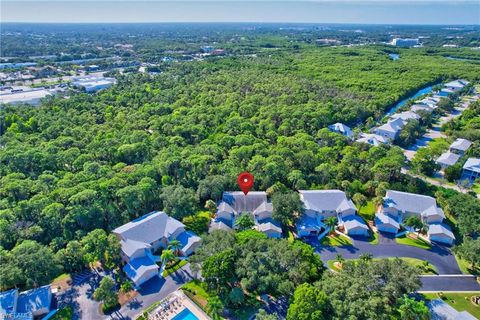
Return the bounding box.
[449,138,472,155]
[297,190,368,238]
[0,286,53,320]
[391,111,420,122]
[462,158,480,183]
[375,117,405,141]
[375,212,400,234]
[376,190,455,245]
[411,104,434,114]
[428,223,456,245]
[428,298,476,320]
[444,79,469,92]
[113,211,201,287]
[211,191,282,238]
[436,151,461,169]
[356,133,389,146]
[328,122,354,139]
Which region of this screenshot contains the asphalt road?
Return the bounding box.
[420,275,480,292]
[312,233,462,274]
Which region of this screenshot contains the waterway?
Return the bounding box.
[386,85,435,115]
[446,56,480,62]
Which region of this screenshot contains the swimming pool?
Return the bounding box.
[172,308,199,320]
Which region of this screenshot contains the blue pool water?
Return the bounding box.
[386,85,434,115]
[172,308,199,320]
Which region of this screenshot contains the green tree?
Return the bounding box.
[160,185,197,219]
[228,287,245,306]
[55,240,85,273]
[397,295,430,320]
[183,213,210,235]
[286,283,331,320]
[160,249,175,268]
[359,253,373,263]
[81,229,109,264]
[94,276,119,310]
[272,191,304,227]
[234,213,255,231]
[205,199,217,214]
[235,230,267,244]
[352,193,367,212]
[324,217,337,234]
[168,239,182,255]
[256,309,279,320]
[206,296,224,320]
[202,249,236,293]
[403,216,425,233]
[454,237,480,270]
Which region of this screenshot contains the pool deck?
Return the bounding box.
[149,290,210,320]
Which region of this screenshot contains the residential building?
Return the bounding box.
[444,79,469,92]
[0,286,53,320]
[375,190,455,245]
[449,138,472,155]
[411,104,434,114]
[436,152,461,169]
[356,133,389,146]
[328,122,354,139]
[462,158,480,183]
[375,117,405,140]
[391,38,419,47]
[391,111,420,122]
[428,224,456,245]
[210,191,282,238]
[113,211,201,287]
[297,190,368,237]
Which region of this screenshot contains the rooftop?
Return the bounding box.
[384,190,444,219]
[450,138,472,152]
[299,190,356,213]
[463,158,480,173]
[16,285,52,315]
[221,191,268,213]
[436,152,461,167]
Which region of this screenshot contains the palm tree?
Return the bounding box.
[206,296,223,320]
[160,249,175,269]
[168,239,182,255]
[359,253,373,263]
[335,254,345,264]
[325,217,337,234]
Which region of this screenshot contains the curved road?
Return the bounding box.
[311,233,461,274]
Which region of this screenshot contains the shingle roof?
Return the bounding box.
[16,285,51,315]
[328,122,353,138]
[376,117,405,134]
[463,158,480,173]
[299,190,356,213]
[384,190,444,219]
[428,223,455,240]
[356,133,389,146]
[120,239,151,257]
[436,152,461,167]
[375,212,400,229]
[0,289,18,315]
[450,138,472,152]
[222,191,267,213]
[113,211,184,245]
[257,222,282,234]
[343,215,369,230]
[391,111,420,122]
[123,256,159,283]
[411,104,433,114]
[253,202,273,216]
[445,79,469,89]
[209,220,233,232]
[176,231,201,253]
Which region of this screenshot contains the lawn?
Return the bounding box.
[422,292,480,319]
[51,306,73,320]
[472,183,480,195]
[326,257,438,274]
[395,234,431,250]
[182,280,210,309]
[358,201,376,221]
[455,255,480,275]
[162,259,187,277]
[321,234,352,246]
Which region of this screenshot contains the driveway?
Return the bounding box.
[310,234,461,274]
[57,264,196,320]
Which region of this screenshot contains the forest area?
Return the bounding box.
[1,43,480,297]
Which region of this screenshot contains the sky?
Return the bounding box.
[1,0,479,24]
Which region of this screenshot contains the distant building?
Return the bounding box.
[449,138,472,155]
[328,122,354,139]
[113,211,201,287]
[390,111,420,122]
[410,104,434,114]
[444,79,469,92]
[0,89,53,106]
[391,38,419,47]
[0,286,53,320]
[462,158,480,183]
[72,76,115,92]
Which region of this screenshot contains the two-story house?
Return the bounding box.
[113,211,201,287]
[297,190,369,238]
[375,190,455,245]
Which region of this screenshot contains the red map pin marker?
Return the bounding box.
[237,172,254,195]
